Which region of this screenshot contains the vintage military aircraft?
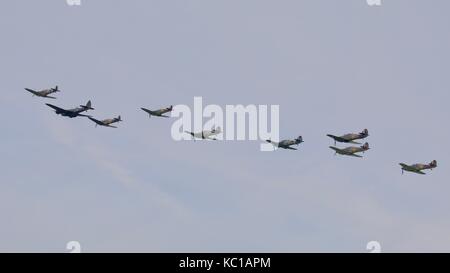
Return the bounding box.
[266,136,304,150]
[141,105,173,118]
[399,160,437,175]
[185,126,222,141]
[329,142,370,158]
[24,86,60,99]
[88,116,122,128]
[46,100,94,118]
[327,129,369,145]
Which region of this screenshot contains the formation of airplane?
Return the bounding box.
[26,86,123,128]
[330,142,370,158]
[25,87,439,176]
[185,126,222,141]
[89,116,122,128]
[400,160,438,175]
[266,136,304,150]
[327,129,369,145]
[327,128,371,158]
[25,86,60,99]
[46,100,94,118]
[141,106,173,118]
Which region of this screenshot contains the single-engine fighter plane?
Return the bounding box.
[399,160,437,175]
[141,106,173,118]
[46,100,94,118]
[88,116,122,128]
[25,86,60,99]
[327,129,369,145]
[266,136,304,150]
[330,142,370,158]
[185,126,222,141]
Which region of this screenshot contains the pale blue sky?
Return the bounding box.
[1,0,450,252]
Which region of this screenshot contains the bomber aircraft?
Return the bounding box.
[46,100,94,118]
[266,136,304,150]
[185,126,222,141]
[399,160,437,175]
[88,116,122,128]
[327,129,369,145]
[329,142,370,158]
[25,86,60,99]
[141,105,173,118]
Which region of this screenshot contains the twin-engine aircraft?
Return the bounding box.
[25,86,60,99]
[141,105,173,118]
[185,126,222,141]
[327,129,369,145]
[330,143,370,158]
[399,160,437,175]
[89,116,122,128]
[266,136,304,150]
[46,100,94,118]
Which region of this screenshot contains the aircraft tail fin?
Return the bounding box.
[296,136,303,143]
[430,160,437,168]
[81,100,94,110]
[362,142,370,150]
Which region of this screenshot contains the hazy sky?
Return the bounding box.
[1,0,450,252]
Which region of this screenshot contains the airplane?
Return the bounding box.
[24,86,60,99]
[329,142,370,158]
[185,126,222,141]
[327,129,369,145]
[88,116,122,128]
[46,100,94,118]
[266,136,304,150]
[141,105,173,118]
[399,160,437,175]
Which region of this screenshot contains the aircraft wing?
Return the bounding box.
[399,163,410,169]
[141,108,155,116]
[46,103,66,112]
[160,114,170,118]
[205,135,218,140]
[25,88,39,96]
[282,146,297,150]
[88,117,103,125]
[347,153,363,158]
[327,135,348,143]
[348,140,362,144]
[106,125,118,128]
[329,146,341,153]
[414,170,426,175]
[45,95,57,99]
[77,113,92,118]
